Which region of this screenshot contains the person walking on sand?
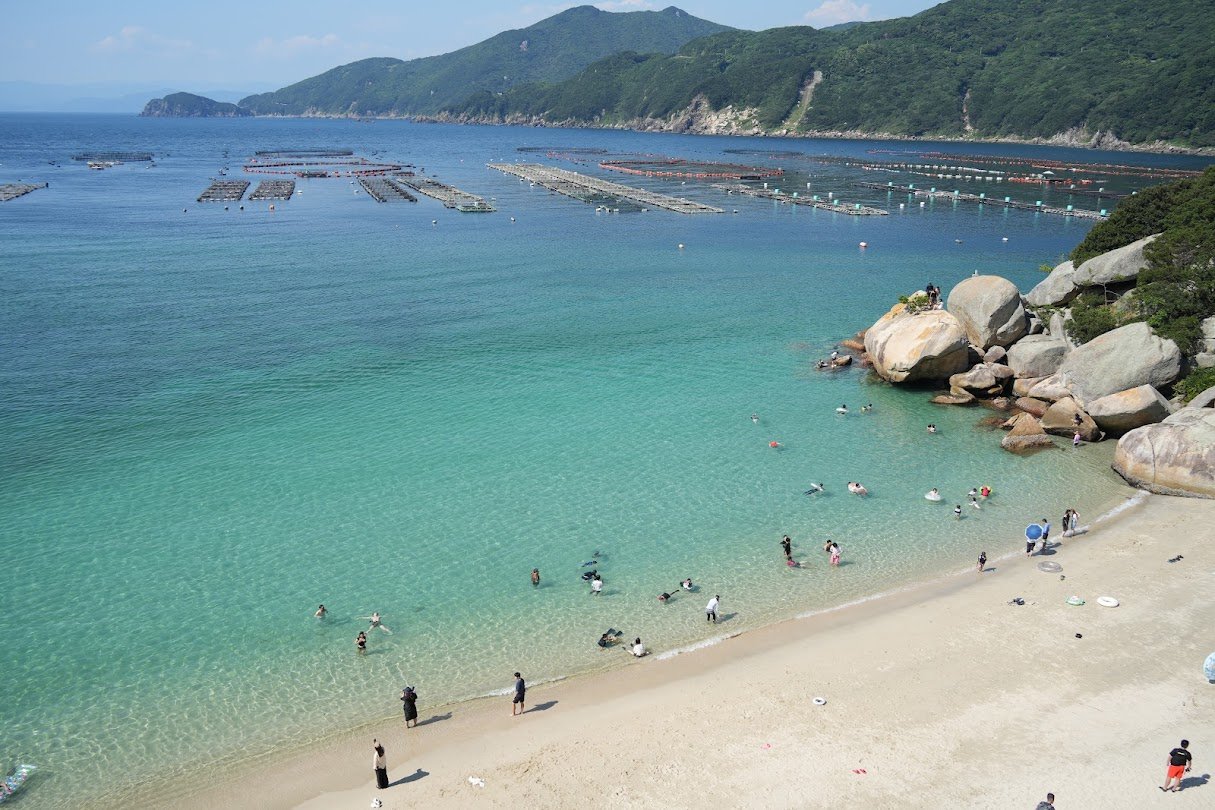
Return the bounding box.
[531,568,540,587]
[373,740,388,789]
[977,551,986,573]
[706,594,720,623]
[512,672,526,716]
[1161,739,1192,792]
[400,686,418,728]
[780,535,793,562]
[1034,793,1055,810]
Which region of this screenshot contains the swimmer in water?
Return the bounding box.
[804,482,825,495]
[658,592,673,603]
[531,568,540,587]
[769,440,782,449]
[751,413,759,424]
[591,574,603,596]
[953,504,962,519]
[927,424,937,434]
[980,485,991,499]
[362,613,393,634]
[355,631,367,654]
[969,496,981,510]
[681,578,693,591]
[780,535,792,561]
[836,404,848,414]
[315,604,327,619]
[968,487,978,498]
[928,487,940,499]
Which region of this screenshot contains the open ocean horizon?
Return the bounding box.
[2,114,1211,807]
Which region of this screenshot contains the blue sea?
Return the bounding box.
[1,114,1210,808]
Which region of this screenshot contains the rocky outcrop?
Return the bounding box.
[140,92,251,118]
[1014,397,1050,418]
[1012,377,1045,397]
[983,345,1007,364]
[1188,385,1215,409]
[1040,397,1100,440]
[1071,234,1158,287]
[1006,334,1068,378]
[1196,316,1215,369]
[1113,408,1215,498]
[1087,385,1173,434]
[863,305,970,383]
[1028,374,1072,402]
[1055,322,1182,405]
[946,275,1028,349]
[949,364,1002,398]
[1026,260,1078,307]
[1001,412,1054,452]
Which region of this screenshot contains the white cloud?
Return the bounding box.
[91,26,196,55]
[253,33,344,59]
[803,0,873,26]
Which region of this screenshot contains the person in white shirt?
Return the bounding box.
[706,595,720,623]
[631,637,647,657]
[591,574,603,596]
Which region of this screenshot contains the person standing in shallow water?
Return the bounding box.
[400,686,418,728]
[977,551,986,573]
[531,568,540,587]
[373,740,388,789]
[780,535,792,562]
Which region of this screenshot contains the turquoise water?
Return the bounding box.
[1,115,1210,807]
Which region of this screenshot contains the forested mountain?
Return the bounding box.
[139,92,251,118]
[239,6,731,116]
[448,0,1215,147]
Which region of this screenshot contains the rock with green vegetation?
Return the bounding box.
[1026,260,1078,308]
[239,6,731,116]
[1113,408,1215,498]
[863,305,970,383]
[1071,234,1158,287]
[946,275,1027,350]
[1057,322,1181,405]
[1186,385,1215,409]
[140,92,251,117]
[1086,385,1172,434]
[1175,367,1215,403]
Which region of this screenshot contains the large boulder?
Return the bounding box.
[1188,385,1215,410]
[1026,260,1079,307]
[983,345,1007,364]
[1028,374,1073,402]
[863,305,970,383]
[1013,377,1045,397]
[1041,397,1101,440]
[1113,408,1215,498]
[1014,397,1050,418]
[1071,234,1158,287]
[1087,385,1172,435]
[1048,310,1077,347]
[1006,334,1069,379]
[949,364,1002,397]
[1056,322,1182,405]
[947,275,1028,349]
[1001,412,1055,452]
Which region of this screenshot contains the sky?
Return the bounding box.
[0,1,943,91]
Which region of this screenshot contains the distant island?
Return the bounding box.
[140,0,1215,151]
[140,92,251,118]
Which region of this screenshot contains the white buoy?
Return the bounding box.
[678,243,685,250]
[510,217,516,222]
[269,204,275,211]
[859,241,868,248]
[1002,236,1009,242]
[432,220,437,225]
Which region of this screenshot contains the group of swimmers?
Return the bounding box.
[926,485,992,518]
[780,534,841,567]
[835,403,875,415]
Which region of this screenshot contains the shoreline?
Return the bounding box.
[168,483,1215,810]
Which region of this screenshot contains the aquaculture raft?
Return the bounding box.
[394,176,492,211]
[0,183,46,202]
[358,176,418,203]
[197,180,250,202]
[599,158,783,181]
[856,181,1109,220]
[488,162,723,214]
[249,180,296,201]
[715,183,888,216]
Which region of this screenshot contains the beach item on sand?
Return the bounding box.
[1008,597,1025,606]
[371,798,382,808]
[851,768,867,775]
[1066,595,1085,606]
[1025,523,1043,541]
[812,696,827,706]
[0,764,35,804]
[1204,652,1215,683]
[468,776,486,788]
[1097,596,1119,608]
[761,743,772,749]
[1037,561,1063,573]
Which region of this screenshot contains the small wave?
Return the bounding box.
[1091,489,1150,527]
[474,674,568,699]
[654,633,737,660]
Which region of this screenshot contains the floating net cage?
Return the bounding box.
[599,158,784,180]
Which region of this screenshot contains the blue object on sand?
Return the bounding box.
[1204,651,1215,683]
[1025,523,1043,541]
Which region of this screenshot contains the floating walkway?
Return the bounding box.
[0,183,46,202]
[249,180,296,201]
[488,162,722,214]
[396,176,493,211]
[197,180,250,203]
[358,176,418,203]
[714,183,888,216]
[855,181,1109,220]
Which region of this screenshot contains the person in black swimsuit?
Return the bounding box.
[780,535,792,561]
[355,632,367,654]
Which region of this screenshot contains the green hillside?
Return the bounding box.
[139,92,250,118]
[239,5,731,116]
[449,0,1215,147]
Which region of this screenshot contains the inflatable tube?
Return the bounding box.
[1066,595,1085,606]
[812,697,827,706]
[1097,596,1119,608]
[1037,561,1063,573]
[925,492,942,501]
[1204,651,1215,683]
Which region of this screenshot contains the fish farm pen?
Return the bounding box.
[249,180,296,201]
[197,180,250,202]
[854,181,1109,220]
[395,176,493,211]
[488,163,723,214]
[71,151,154,162]
[358,176,418,203]
[0,183,47,202]
[599,158,784,181]
[714,183,888,216]
[254,149,354,158]
[244,155,403,178]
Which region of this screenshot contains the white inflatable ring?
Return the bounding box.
[1097,596,1119,608]
[812,697,827,706]
[1066,596,1085,606]
[925,492,942,501]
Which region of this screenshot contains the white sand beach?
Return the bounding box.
[185,490,1213,810]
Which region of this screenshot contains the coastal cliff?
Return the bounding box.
[140,92,251,118]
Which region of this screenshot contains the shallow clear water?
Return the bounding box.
[1,115,1209,807]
